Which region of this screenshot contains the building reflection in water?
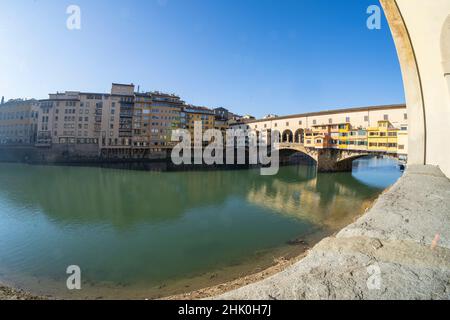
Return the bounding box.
[0,159,396,230]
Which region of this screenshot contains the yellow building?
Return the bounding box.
[347,128,368,151]
[367,120,398,153]
[133,92,183,149]
[338,123,351,149]
[182,106,215,145]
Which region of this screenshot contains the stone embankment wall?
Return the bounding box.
[218,165,450,300]
[0,145,100,163]
[0,145,168,164]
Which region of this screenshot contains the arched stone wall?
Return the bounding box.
[380,0,426,166]
[381,0,450,178]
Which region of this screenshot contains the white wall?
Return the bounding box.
[232,106,407,137]
[385,0,450,177]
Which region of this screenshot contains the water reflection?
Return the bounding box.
[0,158,402,297]
[0,162,387,228]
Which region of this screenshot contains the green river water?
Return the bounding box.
[0,157,402,299]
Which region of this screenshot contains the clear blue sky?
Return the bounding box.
[0,0,404,118]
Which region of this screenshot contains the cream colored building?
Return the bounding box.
[37,92,104,146]
[36,84,136,151]
[0,99,39,145]
[100,83,135,149]
[397,124,408,156]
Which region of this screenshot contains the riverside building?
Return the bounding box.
[36,83,136,157]
[146,91,184,150]
[181,105,215,145]
[36,92,102,146]
[0,99,39,145]
[36,83,193,158]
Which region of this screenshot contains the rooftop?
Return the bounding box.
[246,104,407,124]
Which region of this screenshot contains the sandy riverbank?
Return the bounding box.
[0,247,309,301]
[164,253,308,300]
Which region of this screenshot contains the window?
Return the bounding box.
[364,116,369,122]
[404,113,408,120]
[384,114,389,121]
[299,121,302,125]
[286,122,289,127]
[346,117,350,123]
[313,120,317,125]
[328,118,332,124]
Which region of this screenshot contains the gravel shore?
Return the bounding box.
[0,284,44,300]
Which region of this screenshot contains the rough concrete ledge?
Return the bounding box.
[217,165,450,300]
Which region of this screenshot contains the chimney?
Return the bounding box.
[1,96,4,105]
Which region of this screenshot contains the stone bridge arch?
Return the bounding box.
[278,143,370,172]
[332,152,370,172]
[278,143,318,164]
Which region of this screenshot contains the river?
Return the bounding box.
[0,157,402,299]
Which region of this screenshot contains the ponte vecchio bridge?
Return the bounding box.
[230,104,408,172]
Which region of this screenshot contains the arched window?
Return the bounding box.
[294,129,304,144]
[282,130,293,143]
